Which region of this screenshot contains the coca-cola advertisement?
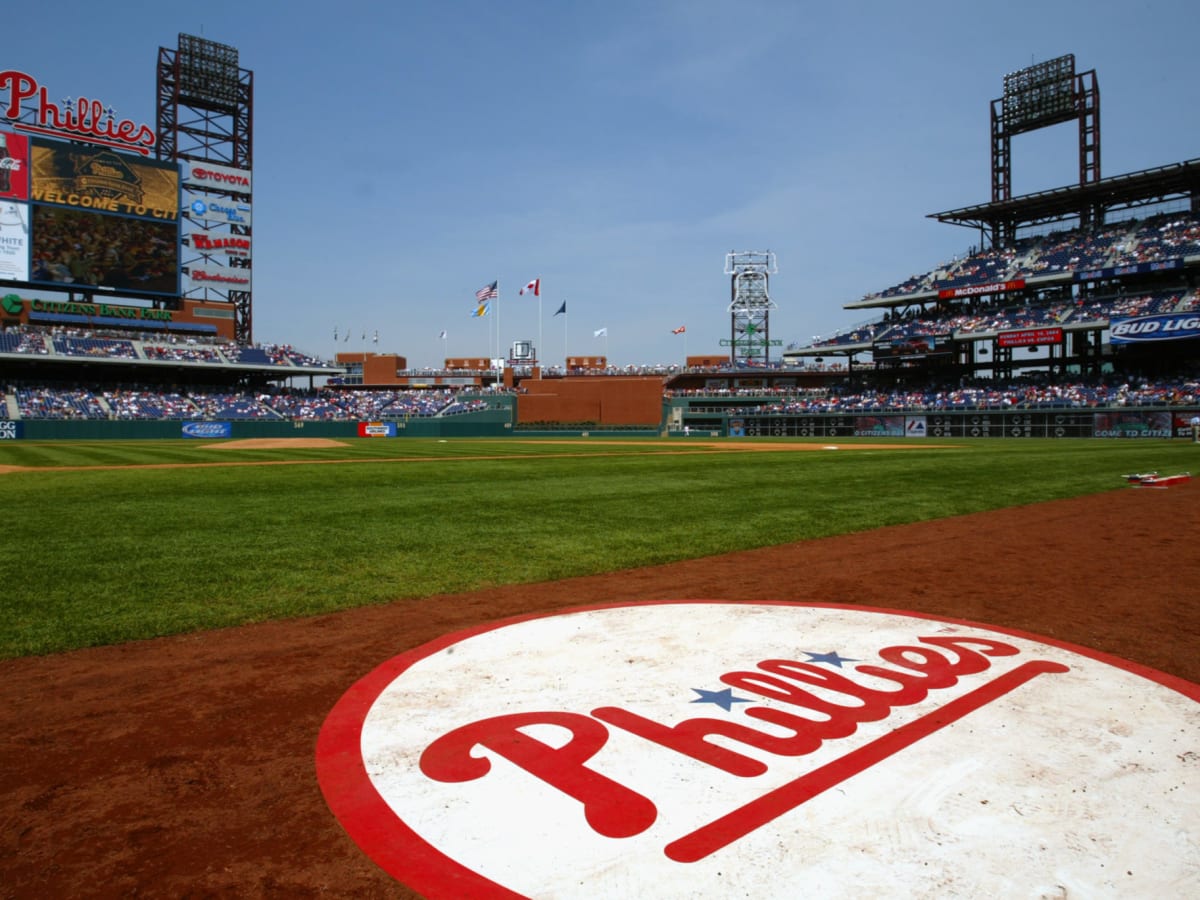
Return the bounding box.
[0,129,30,201]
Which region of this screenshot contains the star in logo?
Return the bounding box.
[801,650,860,668]
[690,687,753,712]
[61,96,74,110]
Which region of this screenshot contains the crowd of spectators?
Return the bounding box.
[0,324,338,369]
[6,374,1196,422]
[863,210,1200,303]
[2,385,497,421]
[690,375,1199,414]
[812,287,1200,349]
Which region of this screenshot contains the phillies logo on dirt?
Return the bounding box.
[317,602,1200,899]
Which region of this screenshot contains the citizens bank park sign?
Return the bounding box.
[317,601,1200,899]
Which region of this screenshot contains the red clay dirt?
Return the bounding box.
[1,483,1197,898]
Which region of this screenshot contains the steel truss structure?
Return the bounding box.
[156,34,254,342]
[724,251,779,366]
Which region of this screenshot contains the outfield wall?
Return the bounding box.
[671,406,1200,439]
[4,409,514,441]
[4,405,1199,441]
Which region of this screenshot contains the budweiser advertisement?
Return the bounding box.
[184,262,251,290]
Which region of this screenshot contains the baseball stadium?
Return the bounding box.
[1,35,1198,900]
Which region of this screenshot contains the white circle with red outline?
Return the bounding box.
[317,601,1200,898]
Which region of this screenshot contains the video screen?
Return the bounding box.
[31,205,179,296]
[31,139,179,220]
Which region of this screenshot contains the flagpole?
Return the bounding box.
[537,277,543,373]
[563,304,568,370]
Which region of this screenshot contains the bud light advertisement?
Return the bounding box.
[182,421,232,439]
[1110,313,1200,344]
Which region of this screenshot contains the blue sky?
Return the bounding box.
[4,0,1198,368]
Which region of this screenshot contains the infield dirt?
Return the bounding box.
[0,482,1196,898]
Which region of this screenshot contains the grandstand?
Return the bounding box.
[1,49,1198,441]
[782,55,1200,387]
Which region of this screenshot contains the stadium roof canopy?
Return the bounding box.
[928,157,1200,232]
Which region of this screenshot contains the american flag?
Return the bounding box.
[476,281,499,302]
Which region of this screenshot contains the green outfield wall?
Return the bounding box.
[666,401,1200,440]
[5,402,1199,441]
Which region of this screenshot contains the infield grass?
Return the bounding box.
[1,436,1194,658]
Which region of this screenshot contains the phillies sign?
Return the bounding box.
[0,70,156,155]
[317,601,1200,898]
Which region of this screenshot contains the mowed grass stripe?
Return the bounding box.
[0,438,1191,658]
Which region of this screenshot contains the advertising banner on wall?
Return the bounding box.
[872,335,948,359]
[184,262,251,290]
[1092,411,1173,438]
[937,279,1025,300]
[1109,313,1200,344]
[855,415,905,437]
[358,422,398,438]
[31,139,179,220]
[0,202,29,280]
[184,193,251,227]
[182,161,252,193]
[181,422,232,439]
[0,129,30,201]
[30,205,179,295]
[1075,259,1183,282]
[185,226,251,258]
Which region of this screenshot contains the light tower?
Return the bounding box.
[156,34,254,342]
[724,251,779,366]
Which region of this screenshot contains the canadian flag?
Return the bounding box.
[672,325,686,334]
[520,278,541,296]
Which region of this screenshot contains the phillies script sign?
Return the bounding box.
[0,70,156,155]
[317,601,1200,898]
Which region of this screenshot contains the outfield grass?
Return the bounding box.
[1,437,1193,658]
